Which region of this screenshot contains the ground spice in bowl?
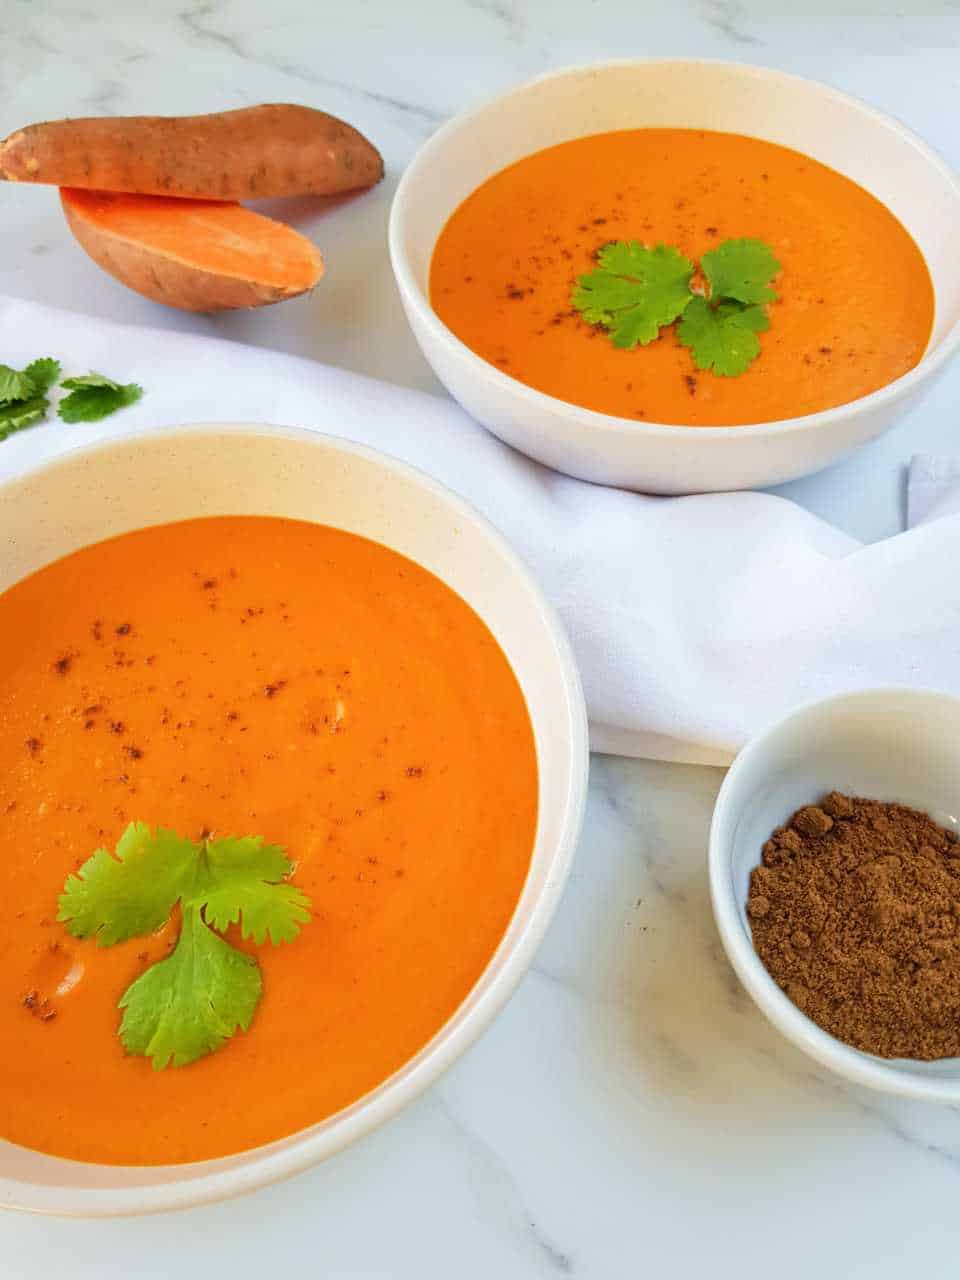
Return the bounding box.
[747,792,960,1060]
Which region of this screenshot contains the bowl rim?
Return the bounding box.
[389,56,960,439]
[708,684,960,1101]
[0,421,590,1215]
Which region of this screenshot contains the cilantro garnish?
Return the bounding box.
[677,297,771,378]
[699,239,780,307]
[119,903,263,1070]
[58,822,312,1069]
[571,242,694,349]
[572,236,781,378]
[197,835,314,945]
[58,372,143,423]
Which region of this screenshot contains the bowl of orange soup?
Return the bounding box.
[0,423,588,1215]
[389,60,960,493]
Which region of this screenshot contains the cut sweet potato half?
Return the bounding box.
[61,188,324,313]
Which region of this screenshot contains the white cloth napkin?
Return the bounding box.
[1,294,958,766]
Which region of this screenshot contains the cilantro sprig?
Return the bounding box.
[58,822,312,1069]
[572,236,781,377]
[0,357,141,438]
[59,371,142,422]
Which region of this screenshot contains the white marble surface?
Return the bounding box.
[3,0,960,1273]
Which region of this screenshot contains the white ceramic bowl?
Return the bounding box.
[710,687,960,1101]
[0,423,589,1215]
[390,59,960,494]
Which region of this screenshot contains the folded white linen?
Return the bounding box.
[1,295,957,765]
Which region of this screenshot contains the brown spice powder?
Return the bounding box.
[747,792,960,1060]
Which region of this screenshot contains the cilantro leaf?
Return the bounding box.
[60,372,127,390]
[0,364,40,404]
[572,242,694,349]
[717,300,771,333]
[0,357,57,440]
[677,296,770,377]
[0,395,49,440]
[24,357,61,395]
[701,238,780,306]
[199,835,312,945]
[58,372,142,423]
[58,822,198,946]
[118,903,262,1069]
[58,822,311,1067]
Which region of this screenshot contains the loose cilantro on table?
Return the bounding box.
[58,822,312,1069]
[0,359,142,438]
[0,356,60,439]
[58,371,143,423]
[0,365,42,405]
[0,395,50,437]
[572,236,781,378]
[23,357,63,395]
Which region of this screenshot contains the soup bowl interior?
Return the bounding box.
[709,688,960,1100]
[390,59,960,493]
[0,423,588,1215]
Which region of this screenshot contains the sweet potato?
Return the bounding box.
[1,105,383,200]
[61,188,324,312]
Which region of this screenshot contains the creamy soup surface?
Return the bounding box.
[0,516,538,1164]
[430,129,935,426]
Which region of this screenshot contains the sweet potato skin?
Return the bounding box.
[62,189,324,313]
[2,105,384,200]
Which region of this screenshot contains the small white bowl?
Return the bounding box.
[390,59,960,494]
[709,687,960,1101]
[0,423,589,1215]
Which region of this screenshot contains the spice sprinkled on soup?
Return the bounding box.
[430,129,935,426]
[0,516,538,1165]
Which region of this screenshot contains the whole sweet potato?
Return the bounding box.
[1,105,383,200]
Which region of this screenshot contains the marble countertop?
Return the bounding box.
[3,1,960,1274]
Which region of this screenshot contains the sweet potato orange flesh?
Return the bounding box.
[61,188,324,313]
[2,105,383,200]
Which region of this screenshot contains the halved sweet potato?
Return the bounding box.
[61,188,324,313]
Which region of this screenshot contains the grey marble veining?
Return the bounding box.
[2,1,960,1275]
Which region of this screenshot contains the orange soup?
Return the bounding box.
[430,129,935,426]
[0,517,537,1165]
